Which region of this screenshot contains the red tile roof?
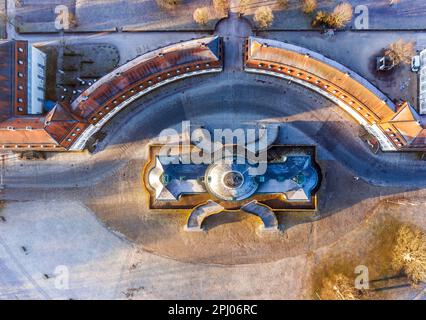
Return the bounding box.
[244,37,426,151]
[0,37,223,151]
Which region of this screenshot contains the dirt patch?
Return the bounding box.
[310,200,426,300]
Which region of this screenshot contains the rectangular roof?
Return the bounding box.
[0,41,14,121]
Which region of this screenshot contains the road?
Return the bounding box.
[1,71,426,191]
[2,14,426,191]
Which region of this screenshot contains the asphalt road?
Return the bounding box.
[2,13,426,193]
[1,72,426,192]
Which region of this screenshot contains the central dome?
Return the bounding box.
[205,157,259,201]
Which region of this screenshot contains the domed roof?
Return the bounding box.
[205,157,259,201]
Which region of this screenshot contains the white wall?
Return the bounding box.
[27,46,47,115]
[420,49,426,115]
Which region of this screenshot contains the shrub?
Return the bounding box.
[156,0,181,10]
[277,0,289,9]
[319,274,361,300]
[193,7,210,25]
[213,0,230,15]
[312,11,330,27]
[302,0,317,14]
[238,0,251,15]
[385,39,415,66]
[329,2,353,28]
[311,2,352,28]
[392,224,426,284]
[254,6,274,29]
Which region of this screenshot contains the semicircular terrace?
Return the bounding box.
[244,37,426,152]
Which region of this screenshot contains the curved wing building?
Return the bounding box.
[244,37,426,151]
[0,37,223,151]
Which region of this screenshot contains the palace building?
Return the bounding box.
[1,36,426,153]
[0,37,223,151]
[145,144,321,231]
[244,37,426,152]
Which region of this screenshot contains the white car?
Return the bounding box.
[412,55,421,72]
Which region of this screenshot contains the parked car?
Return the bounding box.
[411,55,421,72]
[376,56,394,71]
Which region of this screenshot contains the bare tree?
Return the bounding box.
[302,0,317,14]
[193,7,210,25]
[254,6,274,29]
[213,0,230,15]
[156,0,181,10]
[312,2,352,28]
[237,0,251,15]
[277,0,289,9]
[329,2,353,28]
[319,274,363,300]
[392,224,426,284]
[312,11,329,27]
[385,39,415,66]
